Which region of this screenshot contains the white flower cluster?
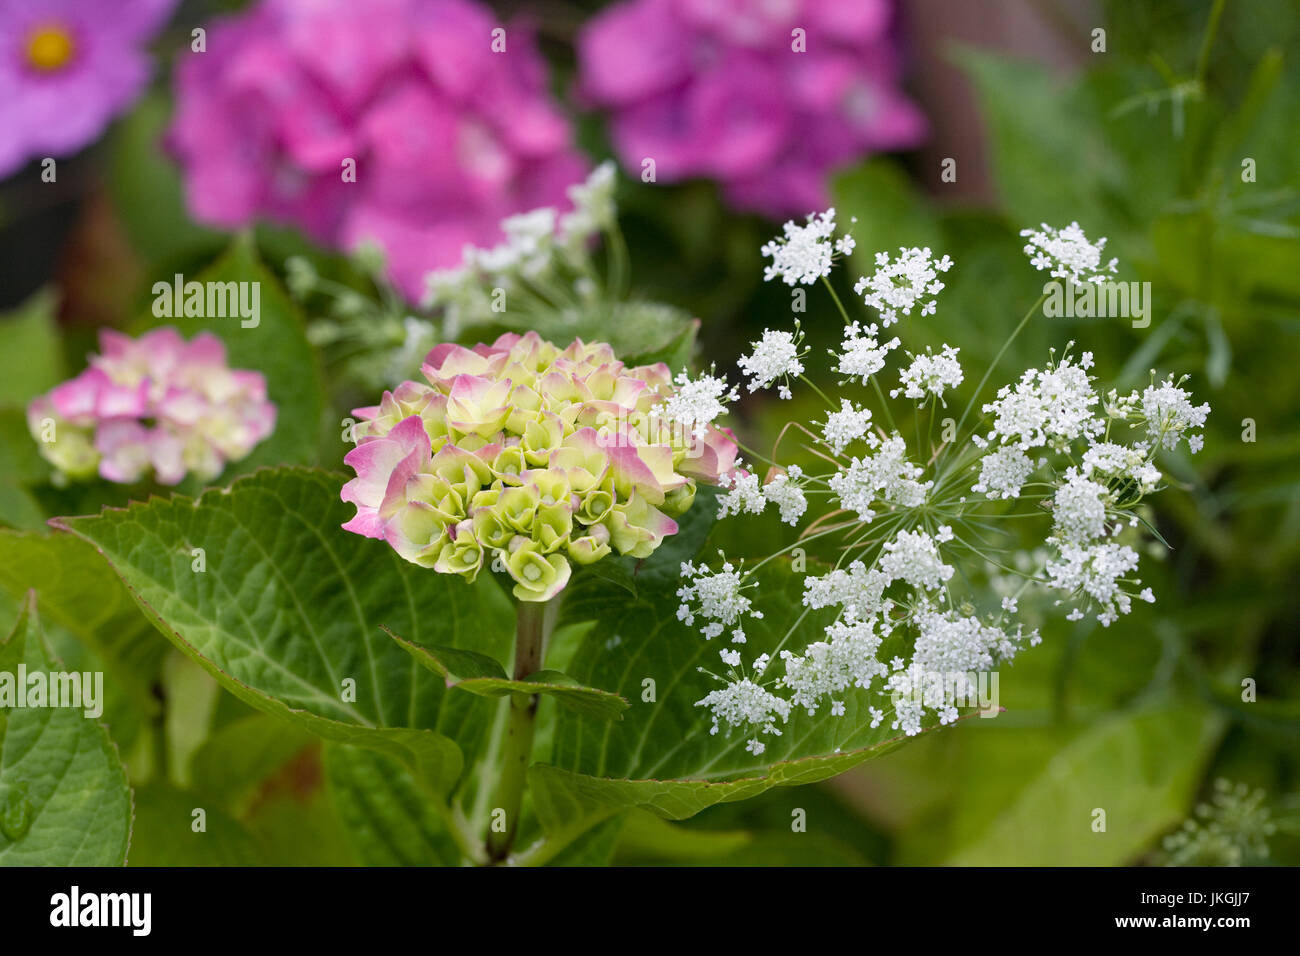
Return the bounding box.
[970,352,1208,626]
[760,208,854,286]
[426,163,616,300]
[717,464,808,527]
[802,560,889,616]
[1080,442,1161,494]
[972,446,1036,499]
[738,327,804,399]
[695,679,791,754]
[853,246,953,325]
[878,528,954,591]
[892,345,964,402]
[1140,377,1211,452]
[780,612,886,716]
[820,399,873,455]
[978,349,1102,451]
[677,557,762,644]
[559,160,618,247]
[828,435,931,522]
[1020,221,1118,285]
[882,604,1040,733]
[676,215,1209,752]
[716,469,766,520]
[662,368,739,437]
[762,466,809,526]
[835,322,901,384]
[1046,543,1149,627]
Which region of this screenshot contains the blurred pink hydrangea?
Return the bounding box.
[0,0,178,178]
[577,0,926,218]
[168,0,588,302]
[27,328,276,486]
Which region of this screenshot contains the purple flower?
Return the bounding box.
[0,0,177,178]
[168,0,588,302]
[577,0,927,218]
[27,328,276,486]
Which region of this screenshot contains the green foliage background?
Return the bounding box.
[0,0,1296,865]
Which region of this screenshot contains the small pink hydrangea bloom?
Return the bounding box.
[167,0,588,302]
[27,328,276,485]
[341,332,738,602]
[577,0,926,218]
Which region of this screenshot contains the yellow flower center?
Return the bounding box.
[26,24,76,72]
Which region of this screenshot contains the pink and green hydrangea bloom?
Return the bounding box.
[27,327,276,485]
[342,331,738,601]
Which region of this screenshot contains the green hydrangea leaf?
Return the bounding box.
[324,743,465,866]
[54,467,515,800]
[385,627,629,721]
[0,592,133,865]
[0,529,166,712]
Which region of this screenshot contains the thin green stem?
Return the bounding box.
[821,275,852,325]
[940,292,1046,476]
[798,374,836,410]
[485,598,551,863]
[1194,0,1227,83]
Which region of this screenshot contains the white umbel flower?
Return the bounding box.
[802,561,890,618]
[911,605,1035,676]
[1139,377,1210,452]
[559,160,617,247]
[717,470,767,520]
[835,321,900,383]
[662,369,739,437]
[760,209,840,285]
[779,612,886,715]
[879,529,954,590]
[696,678,791,740]
[820,399,874,455]
[677,558,762,643]
[1051,471,1109,544]
[892,345,964,402]
[1020,221,1118,285]
[828,435,931,522]
[738,328,804,396]
[972,446,1035,499]
[762,465,808,526]
[982,351,1102,451]
[1045,542,1142,626]
[853,246,953,325]
[1080,441,1161,493]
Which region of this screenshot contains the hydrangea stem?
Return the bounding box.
[485,598,551,863]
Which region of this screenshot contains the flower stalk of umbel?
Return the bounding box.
[340,330,737,858]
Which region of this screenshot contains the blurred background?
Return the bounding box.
[0,0,1296,865]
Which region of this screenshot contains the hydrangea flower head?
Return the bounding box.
[27,328,276,485]
[168,0,588,301]
[341,332,739,601]
[0,0,179,178]
[577,0,926,218]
